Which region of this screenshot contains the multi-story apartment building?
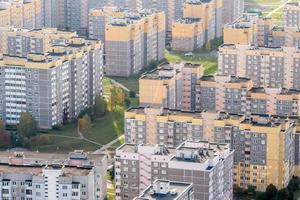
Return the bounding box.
[218,44,300,89]
[284,2,300,28]
[0,0,42,29]
[224,14,273,46]
[172,18,204,52]
[134,179,194,200]
[0,150,107,200]
[124,108,299,192]
[183,0,223,42]
[0,29,104,128]
[222,0,244,26]
[105,10,165,77]
[268,26,300,47]
[0,27,78,57]
[196,75,300,117]
[196,75,253,114]
[115,141,234,200]
[139,62,203,111]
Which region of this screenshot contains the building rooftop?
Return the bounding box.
[140,62,202,80]
[171,141,230,167]
[176,17,201,24]
[0,150,106,171]
[117,143,174,156]
[134,179,193,200]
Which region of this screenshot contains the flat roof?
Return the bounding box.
[135,180,192,200]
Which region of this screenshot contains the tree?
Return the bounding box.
[0,120,10,148]
[287,176,300,192]
[17,112,38,138]
[129,91,136,98]
[109,86,125,111]
[277,188,292,200]
[265,184,278,200]
[124,98,131,108]
[78,114,92,134]
[94,95,107,118]
[247,185,256,195]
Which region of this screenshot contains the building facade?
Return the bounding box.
[172,18,204,52]
[284,2,300,29]
[218,44,300,89]
[0,150,107,200]
[105,10,165,77]
[115,141,234,200]
[0,29,104,128]
[124,108,300,192]
[139,62,203,111]
[0,0,42,29]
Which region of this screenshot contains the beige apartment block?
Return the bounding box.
[224,13,272,46]
[284,2,300,28]
[183,0,223,42]
[105,9,165,77]
[115,141,234,200]
[123,109,299,192]
[0,0,42,29]
[218,44,300,89]
[139,62,203,111]
[172,18,204,52]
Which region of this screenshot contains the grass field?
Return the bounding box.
[165,50,218,75]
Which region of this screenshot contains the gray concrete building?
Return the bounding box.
[0,29,104,128]
[115,141,234,200]
[0,150,107,200]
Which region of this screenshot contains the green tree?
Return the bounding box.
[129,91,136,98]
[277,188,292,200]
[94,95,107,118]
[78,114,92,134]
[265,184,278,200]
[17,112,38,139]
[247,185,256,195]
[109,86,125,111]
[0,120,10,148]
[124,98,131,107]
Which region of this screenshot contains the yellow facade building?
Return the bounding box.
[172,18,204,52]
[0,0,42,29]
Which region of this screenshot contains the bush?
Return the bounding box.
[52,124,62,130]
[129,91,136,98]
[30,135,54,146]
[124,98,131,107]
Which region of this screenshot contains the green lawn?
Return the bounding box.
[109,76,139,93]
[165,50,218,75]
[84,106,124,143]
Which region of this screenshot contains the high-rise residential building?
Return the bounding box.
[0,150,107,200]
[42,0,65,28]
[134,179,194,200]
[0,27,78,56]
[139,62,203,111]
[284,2,300,28]
[222,0,244,26]
[123,108,299,192]
[268,26,300,47]
[218,44,300,89]
[0,28,104,128]
[171,18,204,52]
[196,75,300,117]
[105,10,165,77]
[0,0,42,29]
[223,14,273,46]
[115,141,234,200]
[183,0,223,42]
